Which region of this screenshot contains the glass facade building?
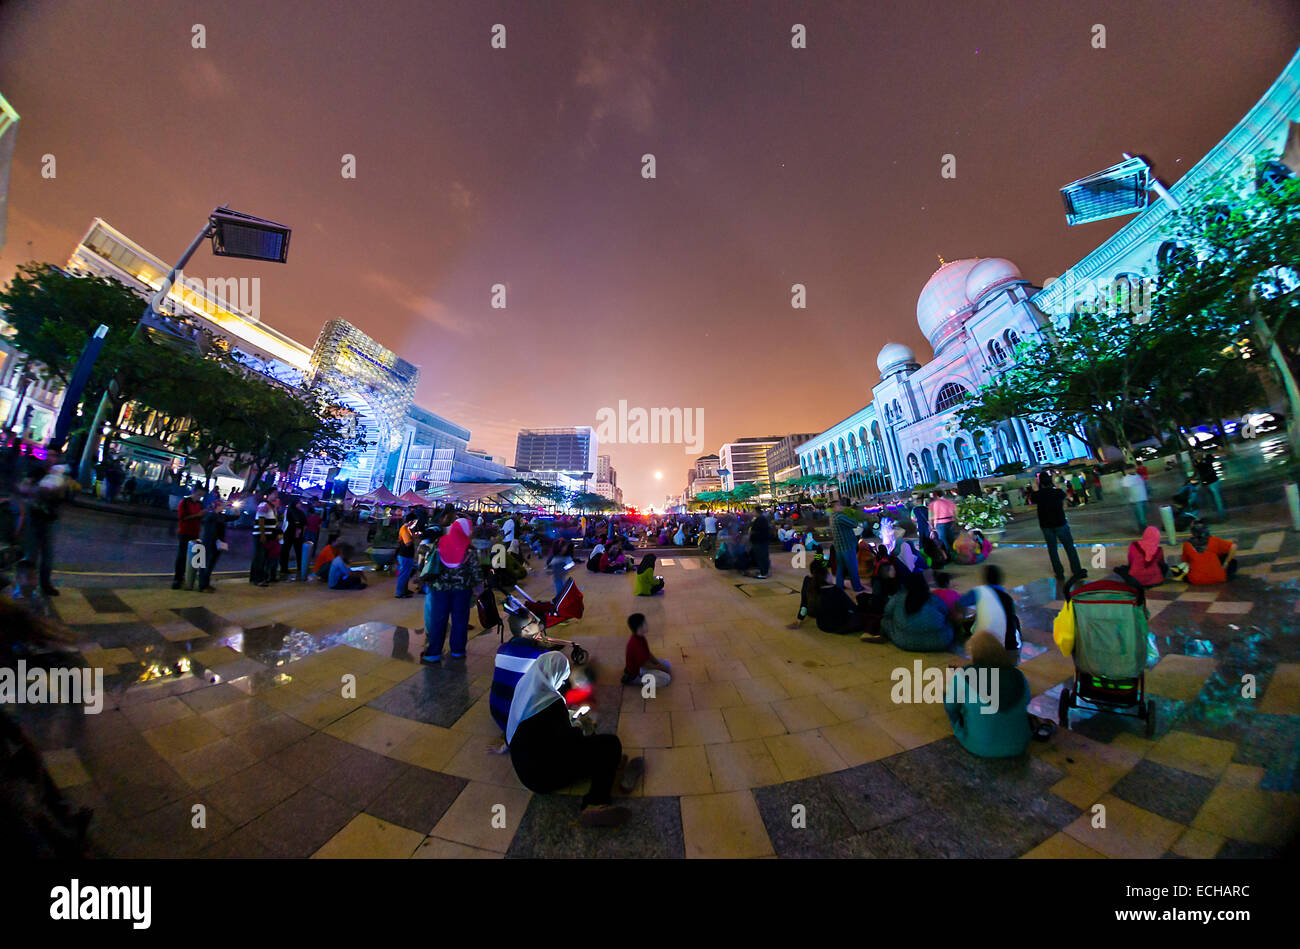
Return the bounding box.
[514,427,597,476]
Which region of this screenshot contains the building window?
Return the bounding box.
[1048,434,1064,458]
[934,383,969,413]
[1004,329,1021,352]
[1032,441,1046,463]
[987,339,1007,366]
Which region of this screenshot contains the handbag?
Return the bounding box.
[1052,601,1076,657]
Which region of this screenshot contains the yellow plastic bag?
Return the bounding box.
[1053,601,1076,657]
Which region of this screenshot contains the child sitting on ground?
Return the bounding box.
[621,612,671,686]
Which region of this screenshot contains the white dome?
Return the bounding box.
[916,257,1023,352]
[964,257,1023,304]
[876,342,917,376]
[916,259,980,350]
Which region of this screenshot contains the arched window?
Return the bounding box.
[1004,328,1021,352]
[987,339,1007,366]
[935,383,969,413]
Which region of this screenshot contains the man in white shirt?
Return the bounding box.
[703,512,718,553]
[503,516,516,545]
[1120,466,1149,531]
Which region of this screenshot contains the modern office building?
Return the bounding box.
[687,452,721,498]
[718,438,779,490]
[798,48,1300,499]
[0,92,18,255]
[596,454,616,486]
[514,426,597,477]
[63,218,474,492]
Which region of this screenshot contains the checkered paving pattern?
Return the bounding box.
[8,531,1299,859]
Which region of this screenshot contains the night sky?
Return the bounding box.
[1,0,1298,507]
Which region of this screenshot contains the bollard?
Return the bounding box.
[1287,483,1300,532]
[1160,505,1176,547]
[300,540,314,581]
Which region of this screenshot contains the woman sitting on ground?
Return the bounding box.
[673,524,686,546]
[600,543,629,573]
[506,651,631,827]
[587,541,606,573]
[1122,526,1168,588]
[944,631,1033,758]
[865,570,955,651]
[1181,519,1238,585]
[950,528,991,566]
[633,553,665,595]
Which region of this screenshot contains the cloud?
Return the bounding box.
[568,18,667,155]
[362,270,468,334]
[449,181,475,212]
[181,59,233,99]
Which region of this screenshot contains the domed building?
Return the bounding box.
[797,256,1091,494]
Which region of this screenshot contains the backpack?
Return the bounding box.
[992,587,1022,651]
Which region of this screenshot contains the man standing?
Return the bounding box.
[928,490,957,552]
[394,507,426,598]
[250,489,279,587]
[1195,451,1224,513]
[911,494,931,543]
[173,485,205,589]
[197,497,228,592]
[1120,465,1149,531]
[1030,472,1084,581]
[830,498,863,592]
[703,510,718,553]
[748,507,771,579]
[279,498,308,580]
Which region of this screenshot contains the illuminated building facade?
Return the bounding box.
[718,438,778,490]
[800,48,1300,500]
[514,427,598,477]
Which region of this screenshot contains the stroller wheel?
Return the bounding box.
[1057,689,1071,730]
[571,646,589,665]
[1144,700,1156,738]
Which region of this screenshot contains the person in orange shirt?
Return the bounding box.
[312,532,342,580]
[1181,520,1237,585]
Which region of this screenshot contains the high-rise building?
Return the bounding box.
[718,438,779,490]
[766,433,822,483]
[688,452,721,498]
[596,454,615,485]
[514,427,597,476]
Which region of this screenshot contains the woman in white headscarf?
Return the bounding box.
[506,651,630,827]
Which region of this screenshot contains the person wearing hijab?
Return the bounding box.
[1181,520,1237,585]
[1123,526,1169,587]
[868,570,955,651]
[945,631,1034,757]
[506,651,631,827]
[633,553,665,595]
[420,517,483,663]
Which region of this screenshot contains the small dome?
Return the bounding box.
[964,257,1023,304]
[917,259,980,349]
[876,343,917,376]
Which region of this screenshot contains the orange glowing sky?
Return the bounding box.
[1,0,1298,507]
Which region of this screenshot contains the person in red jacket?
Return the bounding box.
[173,485,205,589]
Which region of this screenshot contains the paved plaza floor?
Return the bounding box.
[10,505,1300,860]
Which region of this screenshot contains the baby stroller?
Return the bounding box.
[1057,575,1155,737]
[488,580,589,732]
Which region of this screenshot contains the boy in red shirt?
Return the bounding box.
[621,612,672,686]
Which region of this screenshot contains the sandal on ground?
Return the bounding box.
[579,804,630,827]
[1032,718,1057,742]
[859,632,887,643]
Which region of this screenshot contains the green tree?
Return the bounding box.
[0,264,144,432]
[1155,166,1300,456]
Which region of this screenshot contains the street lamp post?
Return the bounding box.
[75,206,292,487]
